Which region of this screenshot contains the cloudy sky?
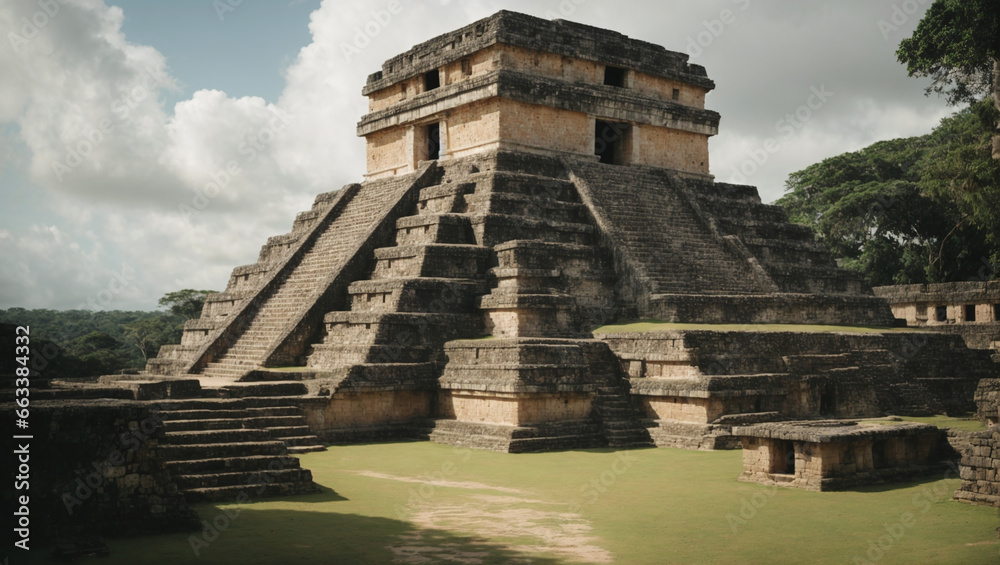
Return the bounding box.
[0,0,954,311]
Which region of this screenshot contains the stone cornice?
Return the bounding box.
[357,69,720,137]
[363,10,714,96]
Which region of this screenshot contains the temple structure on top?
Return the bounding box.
[135,11,997,454]
[358,11,717,180]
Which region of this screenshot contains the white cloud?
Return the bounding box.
[0,0,957,310]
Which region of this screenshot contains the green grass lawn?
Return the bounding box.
[592,321,927,334]
[20,443,1000,565]
[862,415,988,433]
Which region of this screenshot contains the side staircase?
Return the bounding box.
[583,342,654,448]
[153,382,325,503]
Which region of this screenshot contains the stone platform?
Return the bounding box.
[596,327,995,449]
[734,420,946,491]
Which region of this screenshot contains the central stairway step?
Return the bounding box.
[174,468,313,490]
[221,382,309,398]
[163,429,272,445]
[165,455,301,475]
[183,481,319,503]
[159,440,289,461]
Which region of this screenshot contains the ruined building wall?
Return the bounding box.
[954,379,1000,506]
[637,125,710,174]
[364,93,712,179]
[874,282,1000,351]
[366,127,413,178]
[955,429,1000,506]
[0,401,197,541]
[497,98,592,156]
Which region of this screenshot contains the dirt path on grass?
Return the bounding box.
[351,471,524,493]
[385,488,612,564]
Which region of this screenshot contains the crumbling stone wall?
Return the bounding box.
[0,400,197,542]
[953,379,1000,506]
[975,379,1000,426]
[954,429,1000,506]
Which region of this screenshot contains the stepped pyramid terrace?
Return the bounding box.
[129,10,998,454]
[6,12,1000,544]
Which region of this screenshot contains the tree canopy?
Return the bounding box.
[0,308,184,378]
[897,0,1000,158]
[777,99,1000,286]
[0,289,212,378]
[158,289,216,320]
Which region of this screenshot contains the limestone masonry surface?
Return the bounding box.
[6,10,1000,541]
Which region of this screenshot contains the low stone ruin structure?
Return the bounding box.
[975,378,1000,428]
[953,378,1000,506]
[597,329,989,449]
[954,427,1000,506]
[0,399,199,542]
[734,421,945,491]
[874,282,1000,355]
[127,10,996,453]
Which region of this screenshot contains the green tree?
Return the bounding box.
[918,101,1000,257]
[65,331,129,376]
[897,0,1000,158]
[158,289,216,320]
[778,102,997,286]
[123,316,182,363]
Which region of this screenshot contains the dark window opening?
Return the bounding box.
[461,59,472,76]
[994,304,1000,322]
[424,69,441,91]
[965,304,977,322]
[872,440,888,469]
[672,88,680,101]
[426,123,441,161]
[604,66,626,87]
[595,120,627,165]
[820,383,837,416]
[936,305,948,322]
[772,440,795,475]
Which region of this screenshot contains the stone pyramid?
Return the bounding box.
[144,11,996,452]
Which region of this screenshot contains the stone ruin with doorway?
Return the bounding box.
[135,10,997,453]
[8,11,1000,539]
[734,420,947,491]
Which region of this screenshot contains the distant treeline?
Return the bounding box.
[0,308,185,379]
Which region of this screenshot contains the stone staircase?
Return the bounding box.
[305,157,620,373]
[469,167,619,338]
[153,383,325,503]
[687,179,868,295]
[567,160,770,296]
[200,182,408,379]
[145,189,345,377]
[582,342,654,448]
[300,153,644,451]
[305,166,490,381]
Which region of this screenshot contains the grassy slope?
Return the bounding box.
[862,415,988,433]
[22,443,999,565]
